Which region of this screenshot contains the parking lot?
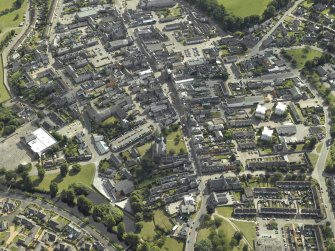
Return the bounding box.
[0,122,37,170]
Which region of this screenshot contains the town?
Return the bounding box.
[0,0,335,250]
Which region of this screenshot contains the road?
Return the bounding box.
[0,191,115,249]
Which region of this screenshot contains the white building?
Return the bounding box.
[25,128,57,156]
[255,104,266,119]
[261,127,274,141]
[180,195,196,214]
[275,102,287,115]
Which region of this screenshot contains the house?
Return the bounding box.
[207,177,241,192]
[261,127,273,141]
[276,123,296,136]
[140,0,176,10]
[255,104,266,119]
[275,102,287,115]
[180,195,196,214]
[0,221,8,231]
[207,192,228,206]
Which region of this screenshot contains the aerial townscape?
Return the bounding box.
[2,0,335,250]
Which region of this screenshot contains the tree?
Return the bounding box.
[206,204,215,214]
[71,164,81,173]
[234,231,243,243]
[38,167,45,180]
[214,217,223,227]
[243,244,249,251]
[77,195,93,215]
[125,232,140,248]
[60,163,68,177]
[135,222,143,232]
[117,222,125,239]
[49,182,58,198]
[229,154,236,162]
[195,239,213,251]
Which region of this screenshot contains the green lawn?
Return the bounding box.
[197,227,212,241]
[301,0,313,8]
[217,206,234,218]
[161,237,184,251]
[231,220,256,246]
[31,164,96,193]
[0,0,28,103]
[0,58,10,103]
[137,141,153,156]
[316,143,323,153]
[166,128,187,155]
[139,220,156,241]
[153,209,173,233]
[285,48,322,69]
[0,0,28,32]
[217,0,270,17]
[101,116,118,126]
[308,153,319,168]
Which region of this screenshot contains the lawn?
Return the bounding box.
[31,164,96,193]
[101,116,118,126]
[139,220,156,241]
[316,143,323,154]
[161,237,184,251]
[231,220,256,246]
[0,0,28,32]
[0,0,28,104]
[285,47,322,69]
[166,128,187,155]
[301,0,313,8]
[217,206,234,218]
[153,209,173,233]
[308,153,319,168]
[217,0,270,17]
[0,58,10,103]
[137,141,153,156]
[197,227,212,241]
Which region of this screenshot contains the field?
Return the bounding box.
[166,128,187,155]
[153,210,173,232]
[217,0,270,17]
[308,153,319,168]
[285,47,322,69]
[31,164,96,193]
[161,237,184,251]
[0,0,28,103]
[137,141,153,156]
[101,116,118,126]
[217,206,234,217]
[139,220,156,241]
[231,220,256,246]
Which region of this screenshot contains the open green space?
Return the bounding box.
[301,0,313,8]
[285,48,322,69]
[316,143,323,153]
[217,206,234,218]
[217,0,270,17]
[308,153,319,168]
[31,164,96,193]
[153,210,173,233]
[231,220,256,246]
[101,116,118,126]
[139,220,156,241]
[166,128,187,155]
[137,141,153,156]
[161,237,184,251]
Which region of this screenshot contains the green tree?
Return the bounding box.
[60,163,69,177]
[49,182,58,198]
[77,195,93,215]
[117,222,125,239]
[72,164,81,173]
[243,244,249,251]
[125,232,140,248]
[195,239,213,251]
[38,167,45,180]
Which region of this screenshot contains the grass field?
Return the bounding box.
[217,206,234,218]
[231,220,256,246]
[0,0,28,103]
[139,220,156,241]
[316,143,323,153]
[153,210,173,233]
[101,116,118,126]
[285,47,322,69]
[137,141,153,156]
[31,164,96,193]
[161,237,184,251]
[217,0,270,17]
[308,153,319,168]
[166,128,187,155]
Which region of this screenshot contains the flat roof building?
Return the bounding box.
[25,128,57,156]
